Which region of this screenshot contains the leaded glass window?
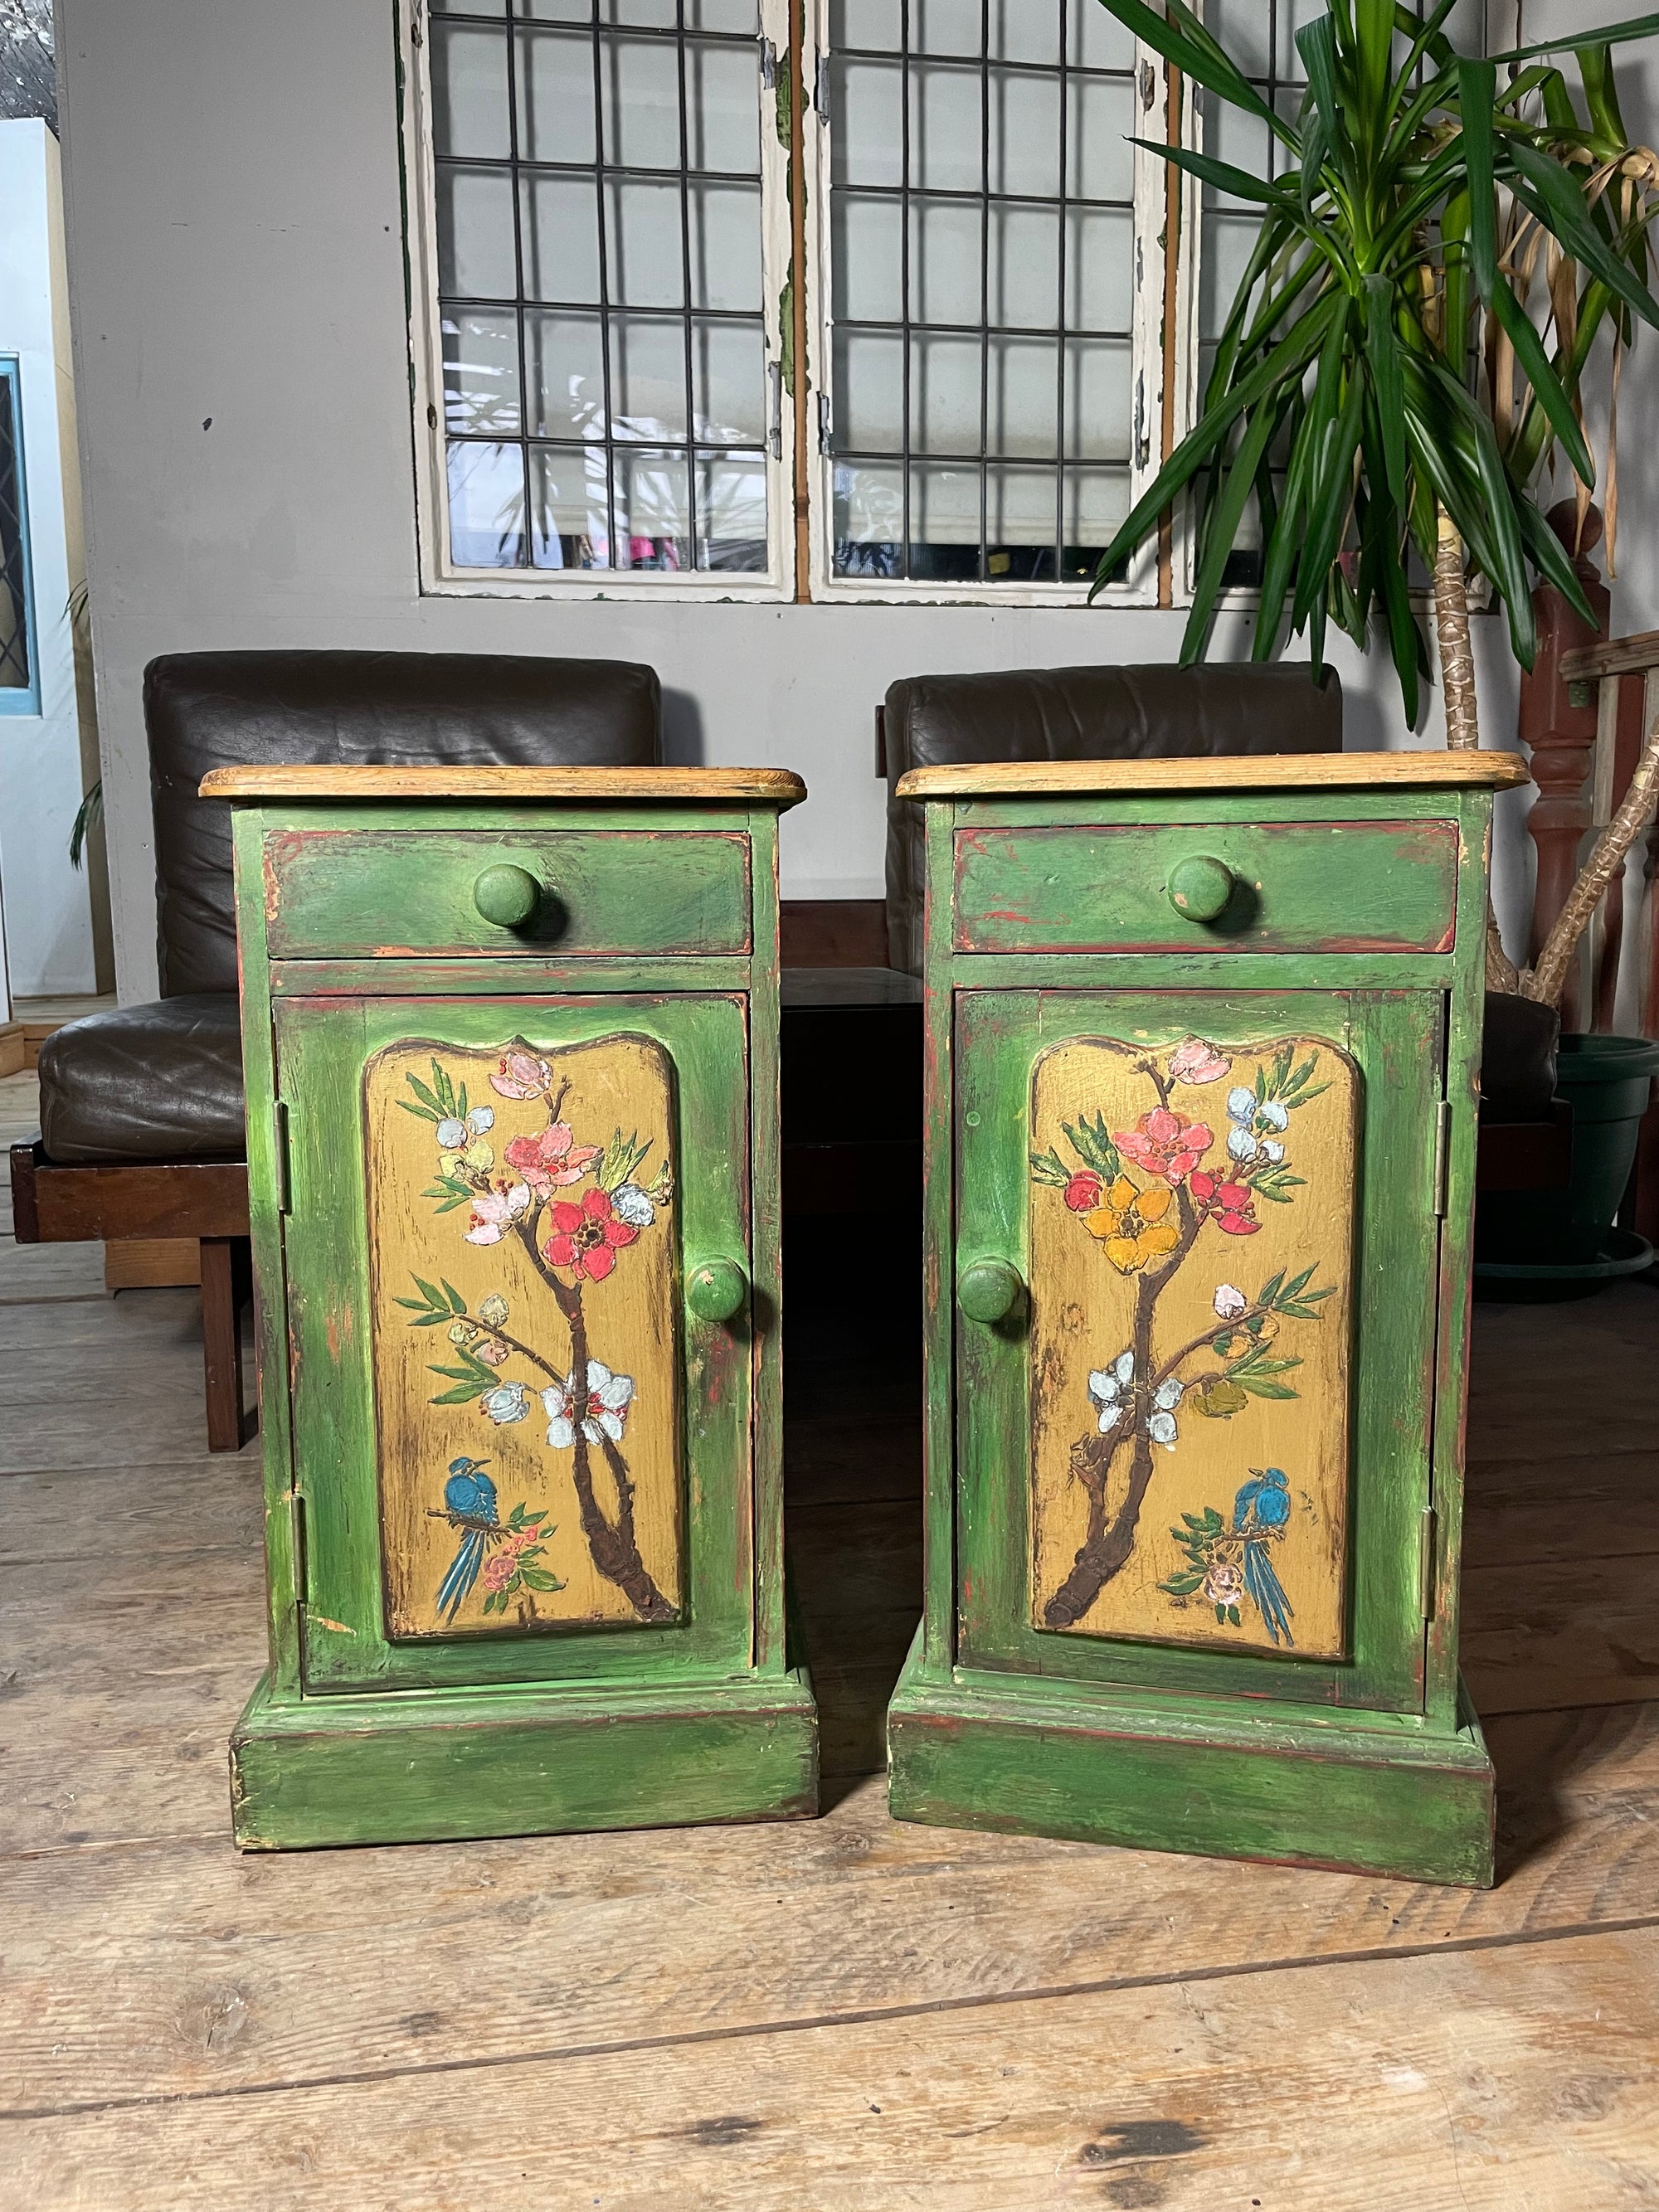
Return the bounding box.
[818,0,1156,593]
[422,0,784,581]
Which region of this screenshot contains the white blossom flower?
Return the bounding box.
[1259,1099,1290,1133]
[1148,1410,1180,1447]
[542,1360,635,1450]
[1226,1125,1258,1163]
[480,1382,531,1425]
[1260,1138,1285,1164]
[1214,1284,1248,1320]
[1152,1377,1185,1412]
[1087,1350,1136,1432]
[611,1182,655,1228]
[1225,1086,1258,1125]
[437,1116,467,1150]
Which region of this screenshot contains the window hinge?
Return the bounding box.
[1418,1506,1438,1621]
[1432,1100,1452,1218]
[817,390,832,453]
[814,59,830,121]
[275,1099,292,1216]
[410,0,424,47]
[1141,57,1157,110]
[761,36,778,90]
[768,359,783,459]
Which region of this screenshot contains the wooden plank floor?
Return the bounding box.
[2,1066,1657,2208]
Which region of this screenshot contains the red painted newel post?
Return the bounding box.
[1517,501,1610,1033]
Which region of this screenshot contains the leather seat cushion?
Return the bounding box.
[37,995,246,1163]
[147,649,663,996]
[883,662,1345,971]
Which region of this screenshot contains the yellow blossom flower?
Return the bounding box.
[1082,1175,1181,1275]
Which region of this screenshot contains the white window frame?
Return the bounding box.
[802,7,1193,607]
[404,0,798,600]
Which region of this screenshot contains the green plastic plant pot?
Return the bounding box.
[1476,1032,1659,1277]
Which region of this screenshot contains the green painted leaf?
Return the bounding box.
[518,1567,566,1592]
[429,1381,488,1405]
[1237,1374,1301,1402]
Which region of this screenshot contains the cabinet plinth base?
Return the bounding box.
[231,1666,819,1850]
[885,1638,1495,1888]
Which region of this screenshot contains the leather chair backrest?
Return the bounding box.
[883,661,1343,970]
[147,649,662,996]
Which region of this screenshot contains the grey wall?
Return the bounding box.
[56,0,1654,1003]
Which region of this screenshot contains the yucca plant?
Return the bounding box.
[1092,0,1659,1003]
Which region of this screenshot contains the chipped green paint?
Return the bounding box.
[226,790,815,1848]
[887,775,1499,1888]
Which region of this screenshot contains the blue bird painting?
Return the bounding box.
[1233,1466,1295,1647]
[435,1456,499,1625]
[1160,1465,1297,1647]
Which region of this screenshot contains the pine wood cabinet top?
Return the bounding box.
[199,764,808,809]
[894,750,1530,801]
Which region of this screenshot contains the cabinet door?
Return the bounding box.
[956,989,1444,1714]
[275,994,753,1692]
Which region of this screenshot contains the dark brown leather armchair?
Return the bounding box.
[15,649,661,1446]
[883,662,1345,971]
[38,650,662,1163]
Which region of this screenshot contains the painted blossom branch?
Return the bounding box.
[512,1208,675,1625]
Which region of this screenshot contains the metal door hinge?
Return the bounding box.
[1432,1100,1452,1218]
[814,60,830,120]
[817,389,833,452]
[410,0,424,46]
[275,1100,293,1215]
[289,1489,309,1609]
[1418,1506,1438,1620]
[761,36,778,89]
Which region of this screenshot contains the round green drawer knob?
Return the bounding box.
[686,1257,748,1324]
[1166,853,1235,924]
[473,863,542,929]
[957,1259,1024,1325]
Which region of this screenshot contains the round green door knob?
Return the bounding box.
[473,863,542,929]
[1165,853,1235,924]
[686,1257,748,1324]
[957,1259,1024,1325]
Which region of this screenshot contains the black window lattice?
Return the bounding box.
[0,366,31,693]
[826,0,1141,586]
[429,0,771,576]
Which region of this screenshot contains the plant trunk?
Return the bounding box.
[1435,508,1522,994]
[1523,717,1659,1012]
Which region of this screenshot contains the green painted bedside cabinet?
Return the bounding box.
[203,764,817,1849]
[885,751,1531,1887]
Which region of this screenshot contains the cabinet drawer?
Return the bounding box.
[263,828,752,959]
[953,818,1459,956]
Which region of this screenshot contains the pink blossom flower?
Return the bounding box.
[1063,1170,1104,1213]
[475,1337,510,1366]
[1190,1171,1260,1237]
[1168,1037,1231,1087]
[489,1051,553,1101]
[542,1189,639,1282]
[482,1551,514,1593]
[504,1122,601,1197]
[465,1181,533,1246]
[1115,1107,1214,1186]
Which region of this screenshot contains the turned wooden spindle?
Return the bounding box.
[1519,501,1611,1033]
